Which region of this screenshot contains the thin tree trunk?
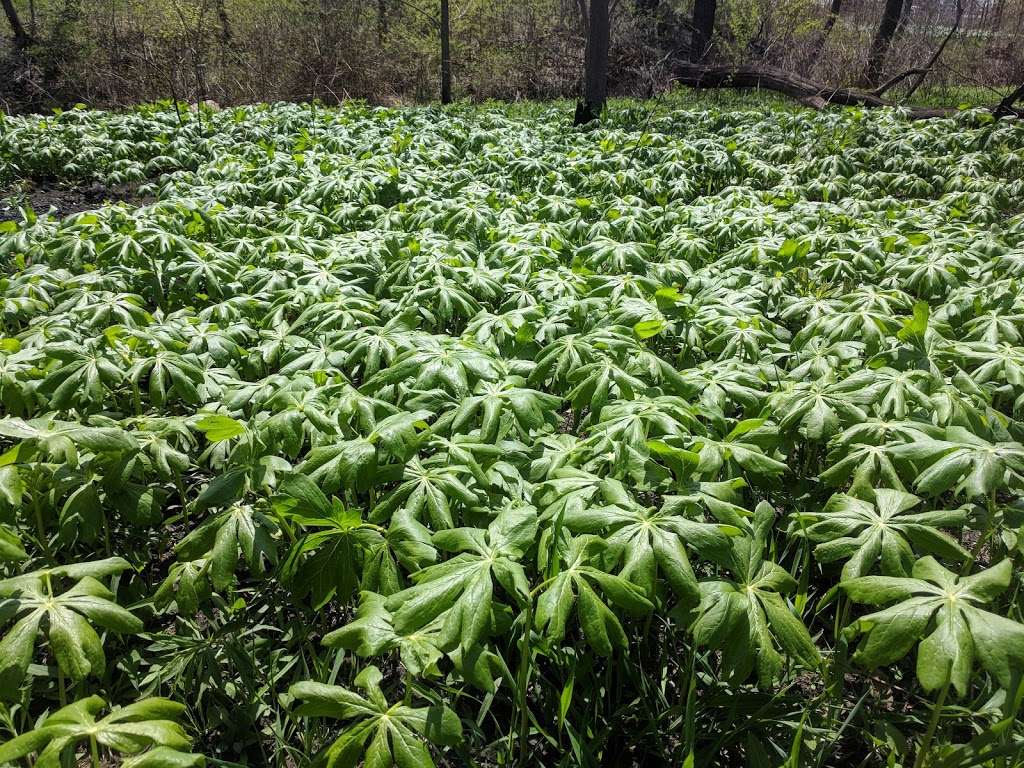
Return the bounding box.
[864,0,905,86]
[992,0,1005,30]
[690,0,717,62]
[1,0,32,48]
[574,0,609,123]
[440,0,451,104]
[894,0,913,39]
[376,0,388,44]
[216,0,232,45]
[808,0,843,63]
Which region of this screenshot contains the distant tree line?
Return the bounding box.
[1,0,1022,113]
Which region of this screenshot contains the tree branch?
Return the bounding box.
[993,82,1024,118]
[669,63,1017,120]
[873,68,926,97]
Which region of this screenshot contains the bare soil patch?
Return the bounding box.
[0,180,154,222]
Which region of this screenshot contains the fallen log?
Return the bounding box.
[670,64,1018,120]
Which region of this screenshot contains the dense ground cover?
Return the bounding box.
[1,101,1024,767]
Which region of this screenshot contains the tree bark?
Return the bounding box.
[376,0,388,44]
[574,0,609,124]
[440,0,451,104]
[1,0,32,48]
[807,0,843,63]
[670,62,961,118]
[864,0,905,86]
[993,82,1024,118]
[215,0,232,45]
[690,0,716,62]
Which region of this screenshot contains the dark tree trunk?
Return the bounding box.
[993,81,1024,118]
[993,0,1006,29]
[440,0,451,104]
[864,0,905,86]
[894,0,913,39]
[690,0,717,62]
[376,0,388,44]
[1,0,32,48]
[575,0,609,124]
[216,0,232,45]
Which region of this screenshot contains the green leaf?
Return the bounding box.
[633,319,667,340]
[195,414,246,442]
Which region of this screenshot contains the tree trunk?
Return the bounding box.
[807,0,842,64]
[894,0,913,39]
[690,0,717,62]
[992,0,1006,30]
[440,0,451,104]
[376,0,388,45]
[993,81,1024,118]
[216,0,232,45]
[575,0,609,124]
[1,0,32,48]
[669,62,959,118]
[864,0,905,86]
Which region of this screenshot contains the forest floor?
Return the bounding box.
[0,180,153,221]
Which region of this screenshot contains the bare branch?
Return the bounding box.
[903,0,964,100]
[873,68,927,98]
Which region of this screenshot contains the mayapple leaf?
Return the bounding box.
[843,558,1024,695]
[194,414,246,442]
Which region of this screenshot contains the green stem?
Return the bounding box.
[149,254,166,311]
[829,595,850,710]
[57,665,67,707]
[101,512,112,557]
[33,495,51,559]
[683,642,697,765]
[913,671,951,768]
[515,598,534,766]
[403,669,413,707]
[962,491,998,576]
[90,734,100,768]
[131,381,143,417]
[175,473,189,526]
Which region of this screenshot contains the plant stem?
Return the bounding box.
[683,642,697,766]
[175,473,189,526]
[828,595,851,721]
[102,511,112,557]
[90,734,100,768]
[913,672,951,768]
[33,495,51,559]
[961,491,998,576]
[403,668,413,707]
[131,381,143,416]
[57,665,67,707]
[515,598,534,765]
